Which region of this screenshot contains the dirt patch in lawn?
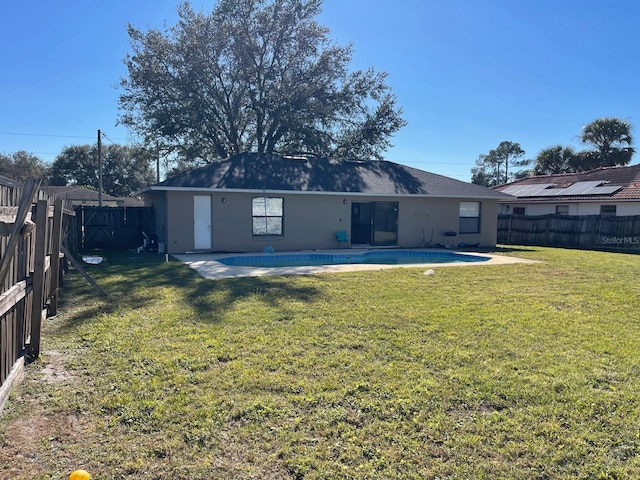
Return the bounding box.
[0,351,90,480]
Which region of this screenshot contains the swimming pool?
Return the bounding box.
[176,250,535,280]
[217,250,490,268]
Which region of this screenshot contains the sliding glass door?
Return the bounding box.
[372,202,398,246]
[351,201,398,246]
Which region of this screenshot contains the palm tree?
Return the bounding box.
[533,145,577,175]
[579,117,634,169]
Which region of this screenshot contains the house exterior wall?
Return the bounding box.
[396,197,497,248]
[150,190,500,253]
[219,193,348,252]
[479,199,499,246]
[144,191,168,252]
[500,201,640,217]
[617,202,640,216]
[166,191,199,252]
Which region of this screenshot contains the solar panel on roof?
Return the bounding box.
[503,179,625,198]
[503,183,556,196]
[561,181,604,195]
[501,185,527,195]
[582,185,623,195]
[525,184,556,195]
[536,187,565,196]
[533,187,568,196]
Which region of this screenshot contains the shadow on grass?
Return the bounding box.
[54,272,111,333]
[475,245,542,254]
[57,250,324,327]
[185,274,322,323]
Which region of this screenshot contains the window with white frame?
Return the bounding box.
[459,201,480,234]
[252,197,284,236]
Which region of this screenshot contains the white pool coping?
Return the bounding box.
[174,249,537,280]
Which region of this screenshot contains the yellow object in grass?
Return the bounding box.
[69,470,91,480]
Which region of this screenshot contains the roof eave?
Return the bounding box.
[139,185,510,200]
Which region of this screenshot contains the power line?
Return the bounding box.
[0,131,128,143]
[0,131,95,140]
[12,151,61,156]
[100,132,120,145]
[410,161,472,166]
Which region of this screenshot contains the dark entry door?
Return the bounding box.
[350,201,398,246]
[351,202,372,244]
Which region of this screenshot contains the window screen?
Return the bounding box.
[252,197,283,235]
[459,201,480,234]
[600,205,616,217]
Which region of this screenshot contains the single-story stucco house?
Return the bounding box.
[136,153,512,254]
[494,163,640,217]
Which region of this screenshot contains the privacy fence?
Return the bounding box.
[0,180,76,411]
[76,205,154,250]
[498,214,640,252]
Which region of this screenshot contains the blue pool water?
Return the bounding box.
[217,250,489,268]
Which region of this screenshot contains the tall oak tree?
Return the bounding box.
[118,0,406,170]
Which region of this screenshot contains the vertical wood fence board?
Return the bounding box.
[0,356,24,414]
[498,214,640,251]
[27,200,49,360]
[0,313,7,384]
[23,289,33,351]
[0,180,41,285]
[0,179,63,388]
[78,206,154,250]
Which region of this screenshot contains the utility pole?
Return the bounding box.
[98,129,103,207]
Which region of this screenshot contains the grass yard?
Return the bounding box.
[1,246,640,479]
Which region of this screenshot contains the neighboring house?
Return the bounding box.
[40,186,144,207]
[137,153,511,254]
[0,175,21,188]
[495,163,640,217]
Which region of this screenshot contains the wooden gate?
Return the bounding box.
[77,206,154,250]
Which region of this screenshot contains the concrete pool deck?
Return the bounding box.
[174,249,537,280]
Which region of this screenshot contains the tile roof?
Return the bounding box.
[40,186,144,206]
[40,186,117,201]
[495,163,640,201]
[0,175,21,187]
[150,153,509,199]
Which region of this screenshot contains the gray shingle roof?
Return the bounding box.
[150,153,509,199]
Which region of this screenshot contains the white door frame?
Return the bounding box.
[193,195,212,250]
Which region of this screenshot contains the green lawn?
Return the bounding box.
[2,246,640,479]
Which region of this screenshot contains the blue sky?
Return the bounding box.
[2,1,639,181]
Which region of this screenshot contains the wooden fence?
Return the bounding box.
[77,205,154,250]
[498,214,640,251]
[0,179,75,412]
